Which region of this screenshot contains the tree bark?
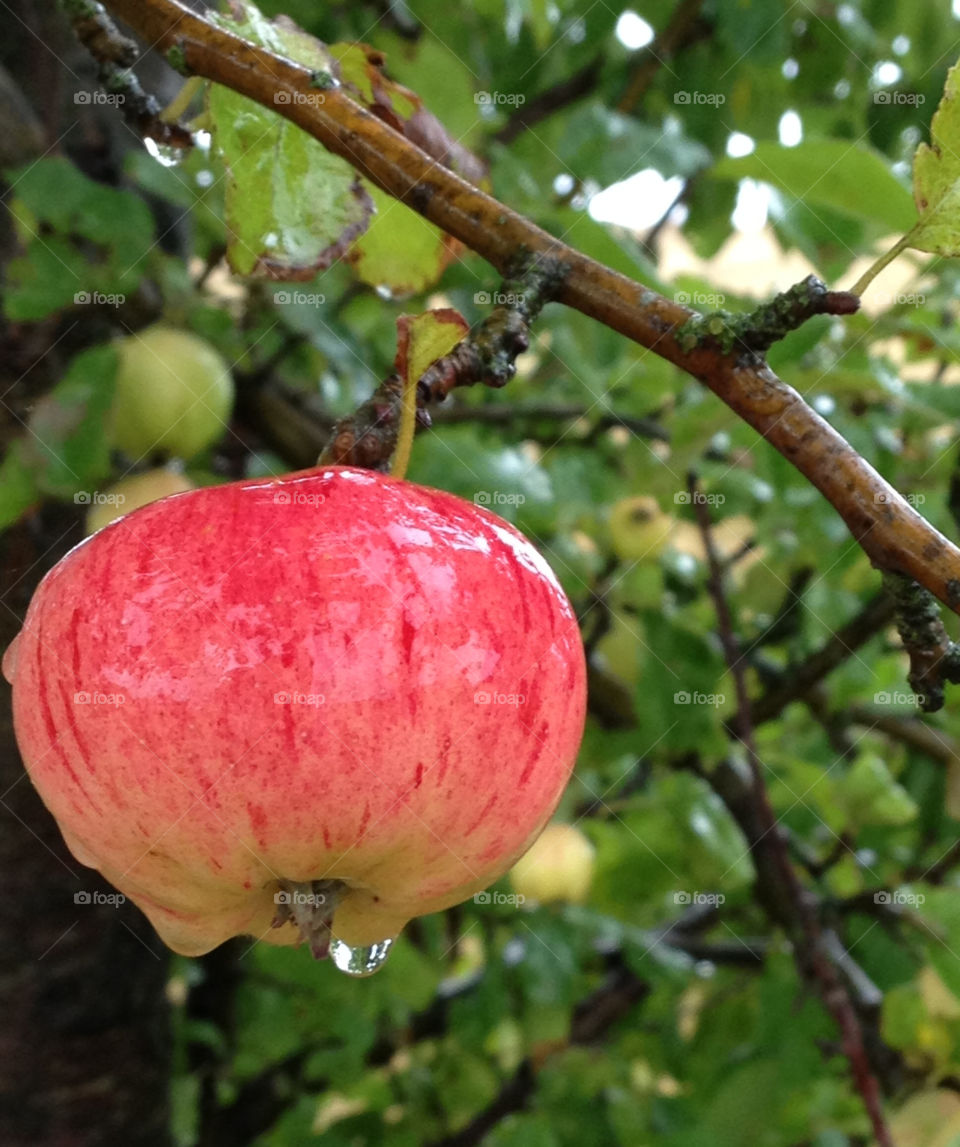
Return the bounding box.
[0,509,172,1147]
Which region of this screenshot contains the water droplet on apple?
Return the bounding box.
[329,937,393,977]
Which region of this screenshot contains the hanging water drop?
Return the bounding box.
[330,937,394,977]
[145,137,187,168]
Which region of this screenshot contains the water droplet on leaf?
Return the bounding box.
[330,937,393,977]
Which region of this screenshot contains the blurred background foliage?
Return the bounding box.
[5,0,960,1144]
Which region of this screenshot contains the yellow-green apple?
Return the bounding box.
[608,495,673,563]
[509,822,595,905]
[85,468,196,535]
[109,326,234,460]
[4,467,586,961]
[594,604,645,686]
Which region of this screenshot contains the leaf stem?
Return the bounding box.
[850,231,914,298]
[390,365,418,480]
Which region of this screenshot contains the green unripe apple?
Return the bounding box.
[595,608,645,686]
[509,823,595,905]
[608,496,674,563]
[109,326,234,460]
[85,468,196,535]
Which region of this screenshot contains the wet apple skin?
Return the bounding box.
[5,466,587,952]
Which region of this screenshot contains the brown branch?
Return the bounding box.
[688,475,894,1147]
[617,0,712,113]
[97,0,960,621]
[846,704,960,763]
[427,961,648,1147]
[882,570,960,712]
[749,593,897,726]
[319,258,562,467]
[492,56,603,145]
[62,0,194,148]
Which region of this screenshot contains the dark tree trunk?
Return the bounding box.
[0,3,174,1142]
[0,511,172,1147]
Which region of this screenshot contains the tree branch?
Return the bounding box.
[97,0,960,621]
[689,474,894,1147]
[492,56,602,145]
[749,593,896,726]
[617,0,712,114]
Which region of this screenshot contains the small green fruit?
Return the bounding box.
[509,823,595,905]
[608,496,673,563]
[85,468,196,535]
[109,326,234,460]
[595,608,644,686]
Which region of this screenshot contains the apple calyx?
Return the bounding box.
[271,878,347,959]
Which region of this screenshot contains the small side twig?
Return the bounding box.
[882,570,960,712]
[320,255,568,469]
[62,0,194,148]
[688,473,895,1147]
[676,275,860,358]
[750,592,896,726]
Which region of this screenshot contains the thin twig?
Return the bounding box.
[750,593,897,726]
[617,0,711,113]
[688,473,895,1147]
[492,56,602,145]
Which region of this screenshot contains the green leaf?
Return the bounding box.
[22,344,117,499]
[206,1,373,276]
[395,308,467,388]
[3,237,88,322]
[634,611,732,756]
[835,751,918,829]
[916,888,960,1000]
[0,441,39,529]
[910,60,960,256]
[349,183,454,296]
[406,426,555,536]
[206,80,372,277]
[712,140,916,231]
[3,157,153,319]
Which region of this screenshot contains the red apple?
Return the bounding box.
[3,466,586,963]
